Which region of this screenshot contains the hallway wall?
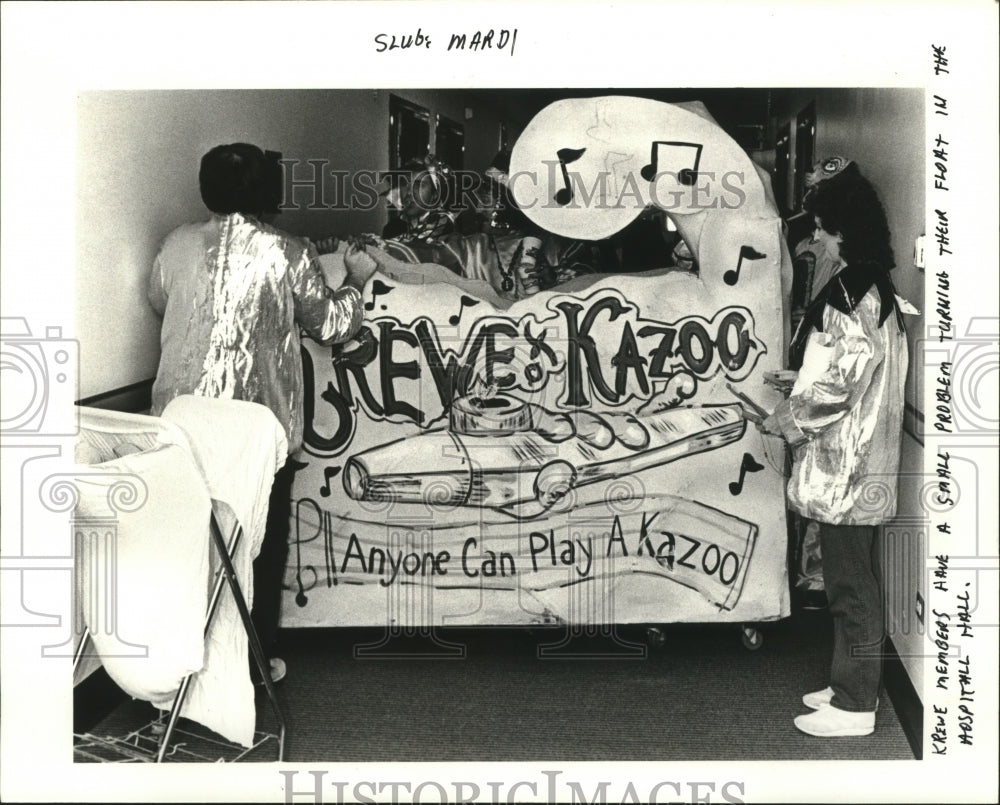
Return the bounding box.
[75,89,517,400]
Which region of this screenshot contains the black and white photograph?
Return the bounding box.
[1,2,997,802]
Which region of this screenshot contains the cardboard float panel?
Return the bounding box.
[509,97,769,241]
[282,98,792,627]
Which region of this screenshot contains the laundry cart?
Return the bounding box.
[71,397,287,762]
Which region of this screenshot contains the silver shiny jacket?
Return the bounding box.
[149,213,364,453]
[771,287,908,525]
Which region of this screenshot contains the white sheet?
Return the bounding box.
[75,400,286,748]
[74,441,211,702]
[159,396,287,747]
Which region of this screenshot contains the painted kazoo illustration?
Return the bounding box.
[343,396,746,518]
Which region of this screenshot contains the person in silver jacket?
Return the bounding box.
[754,165,909,737]
[149,145,375,453]
[148,143,378,683]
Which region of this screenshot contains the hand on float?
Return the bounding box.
[343,243,378,291]
[314,236,340,255]
[763,369,797,396]
[758,412,785,439]
[739,403,782,437]
[362,244,391,267]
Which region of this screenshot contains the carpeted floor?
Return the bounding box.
[81,608,915,762]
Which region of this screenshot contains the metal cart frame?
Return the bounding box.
[73,499,286,762]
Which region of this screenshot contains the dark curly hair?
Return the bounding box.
[806,165,895,270]
[199,143,268,215]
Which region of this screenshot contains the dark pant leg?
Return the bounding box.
[818,522,883,712]
[251,460,293,659]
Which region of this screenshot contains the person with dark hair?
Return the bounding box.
[748,165,911,737]
[148,142,378,683]
[794,158,863,304]
[784,157,861,608]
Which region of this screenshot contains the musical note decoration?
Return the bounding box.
[294,525,313,606]
[365,279,395,311]
[729,452,765,496]
[294,563,320,606]
[640,141,703,186]
[554,147,587,206]
[320,465,341,497]
[723,245,767,286]
[449,295,481,326]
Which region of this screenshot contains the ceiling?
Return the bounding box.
[463,88,775,152]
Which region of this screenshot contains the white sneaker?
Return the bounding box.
[802,686,879,711]
[256,657,287,685]
[794,704,875,737]
[269,657,287,684]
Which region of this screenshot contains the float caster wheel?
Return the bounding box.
[645,626,666,648]
[741,626,763,651]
